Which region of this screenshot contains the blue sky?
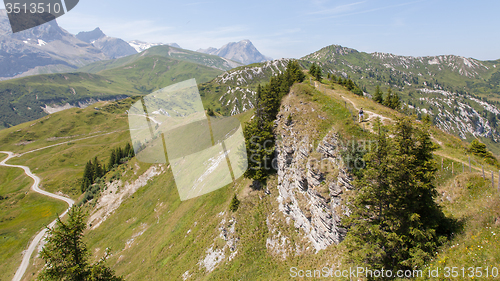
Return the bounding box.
[3,0,499,60]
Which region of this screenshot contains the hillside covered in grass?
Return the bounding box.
[0,55,223,130]
[2,61,500,280]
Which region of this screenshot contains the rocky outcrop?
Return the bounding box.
[271,100,353,252]
[77,28,137,59]
[0,12,107,79]
[197,39,271,65]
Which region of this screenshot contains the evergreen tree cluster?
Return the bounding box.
[328,73,364,96]
[81,143,134,193]
[108,143,134,170]
[243,60,305,183]
[39,206,123,281]
[343,118,454,273]
[469,139,499,166]
[309,63,323,81]
[81,157,105,193]
[372,85,401,110]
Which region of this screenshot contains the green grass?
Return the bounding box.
[5,78,500,280]
[0,55,223,129]
[78,45,240,74]
[414,174,500,280]
[0,166,67,280]
[0,98,143,278]
[302,45,500,156]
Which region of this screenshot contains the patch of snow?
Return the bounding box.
[428,58,440,65]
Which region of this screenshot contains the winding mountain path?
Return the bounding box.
[1,151,75,281]
[0,130,124,280]
[314,81,496,179]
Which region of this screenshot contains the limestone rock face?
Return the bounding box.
[273,105,353,252]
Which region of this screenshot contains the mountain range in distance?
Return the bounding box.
[197,39,272,65]
[0,9,106,80]
[0,10,271,80]
[127,40,181,53]
[76,27,137,59]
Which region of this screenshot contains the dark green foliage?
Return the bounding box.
[243,60,304,183]
[80,157,104,193]
[309,64,317,79]
[383,88,401,110]
[81,161,93,192]
[108,150,116,171]
[373,85,383,104]
[330,75,363,96]
[107,144,134,170]
[39,206,123,281]
[81,143,133,194]
[341,137,367,178]
[206,107,214,116]
[343,118,453,273]
[243,120,275,182]
[469,139,489,157]
[352,87,363,96]
[93,157,103,181]
[469,139,499,166]
[287,60,306,84]
[81,177,91,194]
[487,112,497,128]
[229,194,240,212]
[421,114,431,125]
[309,63,322,81]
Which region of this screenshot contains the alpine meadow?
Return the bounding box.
[1,2,500,280]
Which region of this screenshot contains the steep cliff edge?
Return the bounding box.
[266,86,353,257]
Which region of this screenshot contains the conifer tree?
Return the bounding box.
[81,160,93,192]
[39,206,123,281]
[373,85,383,104]
[314,65,322,81]
[117,147,123,163]
[243,60,305,184]
[229,194,240,212]
[309,64,317,79]
[383,88,393,108]
[108,150,116,170]
[92,157,102,181]
[389,91,401,110]
[343,117,452,272]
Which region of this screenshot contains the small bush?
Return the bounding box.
[229,194,240,212]
[207,107,214,116]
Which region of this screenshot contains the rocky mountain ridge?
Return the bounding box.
[302,45,500,152]
[0,10,107,79]
[199,59,290,115]
[127,40,181,53]
[270,95,352,253]
[197,39,271,65]
[76,27,137,59]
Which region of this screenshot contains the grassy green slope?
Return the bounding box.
[0,98,141,279]
[81,82,500,280]
[3,79,500,280]
[0,56,223,129]
[199,59,291,115]
[302,45,500,98]
[302,45,500,155]
[78,45,242,74]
